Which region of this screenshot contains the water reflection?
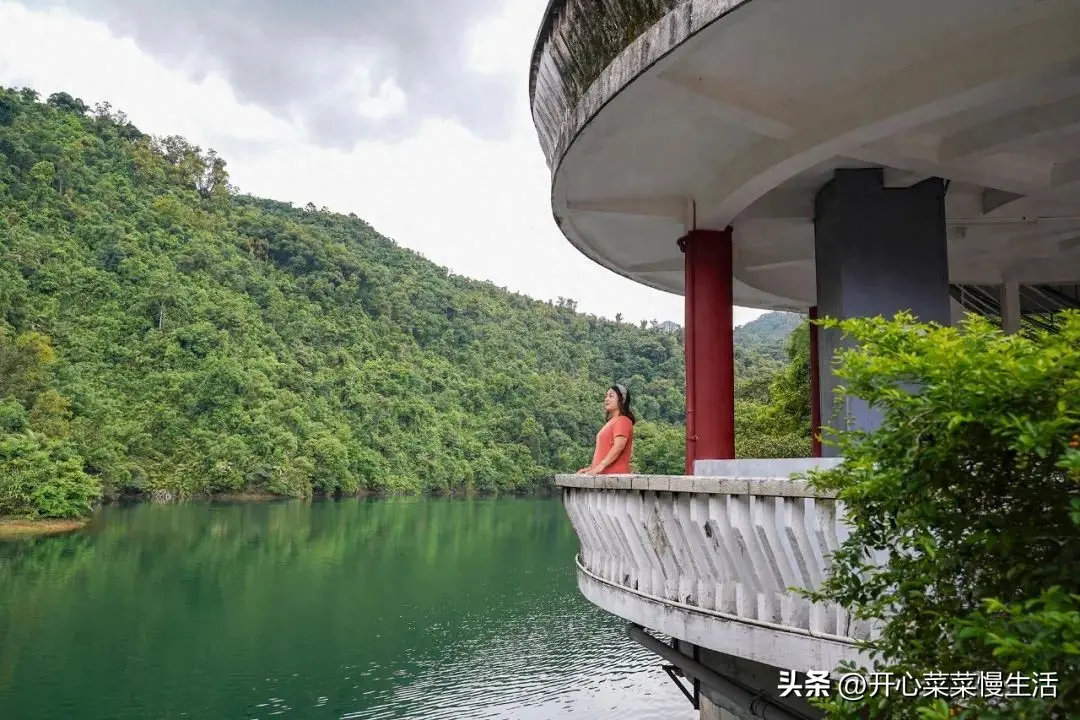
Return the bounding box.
[0,498,693,720]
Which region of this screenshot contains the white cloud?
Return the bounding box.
[0,0,768,327]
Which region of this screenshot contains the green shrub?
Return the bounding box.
[267,455,315,498]
[0,433,101,518]
[631,420,684,474]
[805,311,1080,719]
[0,397,28,433]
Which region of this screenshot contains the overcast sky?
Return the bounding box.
[0,0,767,326]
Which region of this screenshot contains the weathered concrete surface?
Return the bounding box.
[555,473,838,498]
[531,0,753,171]
[558,478,873,673]
[699,695,733,720]
[576,547,864,674]
[694,646,825,719]
[694,457,843,477]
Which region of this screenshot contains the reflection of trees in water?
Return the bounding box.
[0,499,588,719]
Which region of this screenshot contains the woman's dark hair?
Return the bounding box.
[611,384,636,424]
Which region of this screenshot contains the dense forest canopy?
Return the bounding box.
[0,87,811,518]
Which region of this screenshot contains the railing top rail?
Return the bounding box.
[554,474,837,498]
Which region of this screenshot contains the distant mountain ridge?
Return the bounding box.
[658,312,802,358]
[734,312,803,361]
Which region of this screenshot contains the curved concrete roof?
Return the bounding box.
[530,0,1080,310]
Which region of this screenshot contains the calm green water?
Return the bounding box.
[0,498,693,720]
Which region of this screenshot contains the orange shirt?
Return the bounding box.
[591,415,633,474]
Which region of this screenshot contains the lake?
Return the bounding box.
[0,497,694,720]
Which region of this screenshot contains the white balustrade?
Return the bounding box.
[555,474,873,645]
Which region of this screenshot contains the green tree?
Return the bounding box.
[0,330,56,403]
[632,420,683,474]
[0,434,99,518]
[45,92,88,115]
[804,312,1080,720]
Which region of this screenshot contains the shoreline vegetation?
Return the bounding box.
[0,485,559,539]
[0,86,811,523]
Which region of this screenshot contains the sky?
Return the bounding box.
[0,0,767,327]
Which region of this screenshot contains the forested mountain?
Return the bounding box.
[0,87,810,518]
[735,312,802,360]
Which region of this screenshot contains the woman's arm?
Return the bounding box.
[585,435,627,474]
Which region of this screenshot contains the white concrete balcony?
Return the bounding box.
[555,463,873,673]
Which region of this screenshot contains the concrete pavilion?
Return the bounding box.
[530,1,1080,718]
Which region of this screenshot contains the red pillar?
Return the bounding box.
[679,229,735,471]
[682,235,697,474]
[809,306,822,458]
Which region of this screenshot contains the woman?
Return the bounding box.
[577,384,635,475]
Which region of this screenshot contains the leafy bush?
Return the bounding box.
[0,397,28,433]
[631,420,684,474]
[735,321,813,460]
[0,433,101,518]
[805,311,1080,719]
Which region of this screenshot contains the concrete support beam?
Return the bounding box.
[680,229,736,468]
[882,167,929,188]
[657,71,795,140]
[981,189,1026,215]
[814,169,950,448]
[623,258,685,273]
[566,195,688,219]
[696,7,1080,227]
[1051,157,1080,187]
[938,94,1080,161]
[1060,236,1080,254]
[1001,280,1021,334]
[1004,257,1080,284]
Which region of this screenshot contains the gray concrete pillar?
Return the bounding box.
[699,695,736,720]
[814,168,950,449]
[1000,280,1021,334]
